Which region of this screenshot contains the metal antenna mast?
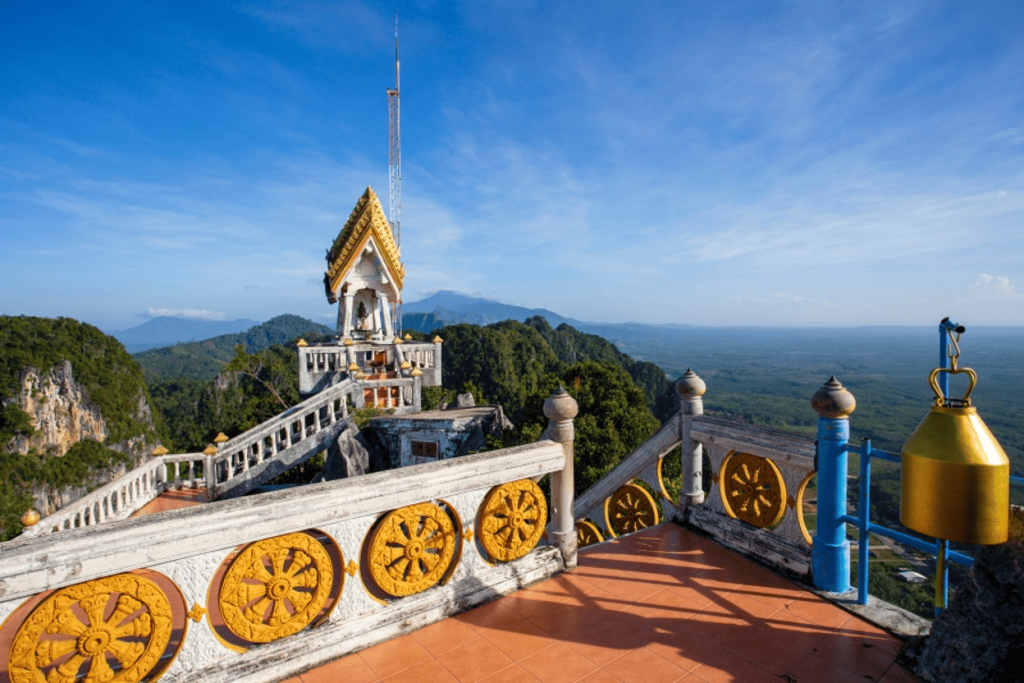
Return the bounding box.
[387,10,402,336]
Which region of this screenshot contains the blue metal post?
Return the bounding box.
[811,377,856,593]
[857,440,871,605]
[935,317,962,616]
[938,318,962,400]
[936,539,949,617]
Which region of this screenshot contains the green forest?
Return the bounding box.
[0,316,155,539]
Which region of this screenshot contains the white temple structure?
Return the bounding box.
[323,187,404,340]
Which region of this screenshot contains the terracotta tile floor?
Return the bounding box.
[131,487,209,516]
[287,524,918,683]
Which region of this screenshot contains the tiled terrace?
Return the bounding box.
[277,524,917,683]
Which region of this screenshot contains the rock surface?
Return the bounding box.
[3,361,157,516]
[914,507,1024,682]
[317,423,371,481]
[5,361,108,456]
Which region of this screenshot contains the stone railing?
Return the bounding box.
[298,339,442,394]
[22,450,212,538]
[209,379,363,499]
[687,416,815,575]
[572,414,683,543]
[162,452,209,490]
[0,390,578,683]
[21,381,368,537]
[22,457,167,536]
[573,369,816,579]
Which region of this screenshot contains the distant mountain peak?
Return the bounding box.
[110,317,261,353]
[402,292,576,333]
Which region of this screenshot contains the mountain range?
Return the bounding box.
[110,317,260,353]
[133,315,333,382]
[402,291,578,332]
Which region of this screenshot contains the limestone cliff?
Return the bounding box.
[1,361,157,516]
[1,316,161,528]
[6,360,111,456]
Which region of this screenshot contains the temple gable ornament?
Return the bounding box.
[324,187,404,339]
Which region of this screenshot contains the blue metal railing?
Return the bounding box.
[842,441,1024,612]
[813,318,1022,617]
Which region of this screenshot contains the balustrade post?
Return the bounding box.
[676,369,706,510]
[544,387,579,570]
[811,377,857,593]
[432,335,444,386]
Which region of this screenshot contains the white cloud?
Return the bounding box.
[970,274,1018,299]
[143,308,226,320]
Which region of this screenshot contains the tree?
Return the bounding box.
[510,361,661,495]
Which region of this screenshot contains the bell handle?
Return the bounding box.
[928,366,977,406]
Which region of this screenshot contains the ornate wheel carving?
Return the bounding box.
[605,483,659,537]
[719,452,787,528]
[656,456,673,501]
[575,519,604,548]
[478,480,547,562]
[795,470,816,545]
[219,532,335,643]
[8,574,174,683]
[368,502,457,597]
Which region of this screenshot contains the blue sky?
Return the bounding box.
[2,1,1022,330]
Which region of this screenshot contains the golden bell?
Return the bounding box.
[901,367,1009,545]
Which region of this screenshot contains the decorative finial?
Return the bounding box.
[393,336,404,344]
[203,444,218,456]
[214,432,229,444]
[151,445,169,456]
[544,386,579,422]
[675,369,706,398]
[400,360,411,369]
[20,509,40,527]
[432,335,444,344]
[411,367,423,377]
[296,338,308,347]
[404,333,412,340]
[811,376,856,418]
[348,362,360,372]
[343,337,354,346]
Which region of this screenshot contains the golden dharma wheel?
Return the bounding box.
[719,452,787,528]
[575,519,604,548]
[367,502,458,597]
[8,574,174,683]
[219,532,336,643]
[605,483,659,537]
[478,479,548,562]
[794,470,817,545]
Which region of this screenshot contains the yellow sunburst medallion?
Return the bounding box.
[8,574,174,683]
[478,480,547,562]
[368,503,457,597]
[219,532,335,643]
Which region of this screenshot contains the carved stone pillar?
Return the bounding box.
[342,293,355,337]
[544,387,579,570]
[379,293,393,338]
[677,369,706,510]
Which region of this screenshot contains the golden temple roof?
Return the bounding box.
[324,187,404,301]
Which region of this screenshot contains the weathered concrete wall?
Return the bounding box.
[366,405,514,470]
[0,441,567,683]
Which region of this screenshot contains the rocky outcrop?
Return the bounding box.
[4,361,108,457]
[2,361,157,516]
[316,423,371,482]
[914,506,1024,682]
